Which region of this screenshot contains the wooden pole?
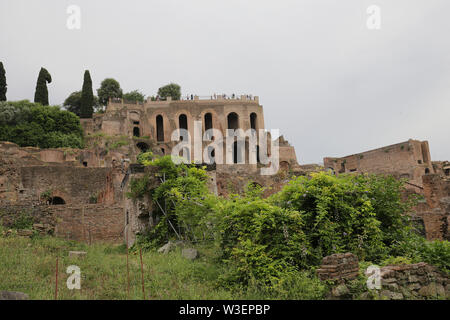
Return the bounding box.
[139,248,146,300]
[55,256,58,300]
[126,230,130,299]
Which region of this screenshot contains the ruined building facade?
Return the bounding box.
[324,140,450,241]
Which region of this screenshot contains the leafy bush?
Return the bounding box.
[215,187,310,286]
[11,211,34,230]
[416,240,450,273]
[0,100,83,148]
[128,156,216,245]
[270,172,396,264]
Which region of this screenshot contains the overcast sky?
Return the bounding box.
[1,0,449,164]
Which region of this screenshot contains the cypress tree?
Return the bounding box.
[0,62,6,101]
[80,70,94,118]
[34,67,52,105]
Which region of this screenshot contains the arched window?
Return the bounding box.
[156,115,164,142]
[204,113,213,131]
[425,168,430,174]
[133,127,140,137]
[250,112,257,130]
[227,112,239,130]
[136,142,149,152]
[49,196,65,205]
[179,114,188,130]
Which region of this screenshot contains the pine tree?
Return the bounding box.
[0,62,6,101]
[34,67,52,105]
[80,70,94,118]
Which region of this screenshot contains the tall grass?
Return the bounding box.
[0,229,326,300]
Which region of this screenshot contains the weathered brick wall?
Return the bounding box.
[316,253,359,282]
[324,139,433,188]
[19,166,111,204]
[52,204,124,243]
[415,174,450,240]
[0,204,124,243]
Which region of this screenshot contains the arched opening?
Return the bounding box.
[279,161,290,172]
[136,142,149,152]
[204,113,213,131]
[160,148,165,155]
[156,115,164,142]
[445,168,450,176]
[49,196,65,205]
[179,114,188,130]
[250,112,257,130]
[425,168,430,174]
[133,127,140,137]
[227,112,239,130]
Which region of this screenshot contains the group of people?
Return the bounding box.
[183,93,254,100]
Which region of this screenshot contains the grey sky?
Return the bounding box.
[1,0,449,164]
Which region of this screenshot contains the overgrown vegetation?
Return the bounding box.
[127,154,450,296]
[0,229,327,299]
[0,100,84,148]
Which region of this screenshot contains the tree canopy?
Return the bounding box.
[157,83,181,100]
[34,67,52,105]
[0,100,83,148]
[80,70,94,118]
[123,90,145,103]
[0,62,6,101]
[97,78,122,106]
[63,91,100,117]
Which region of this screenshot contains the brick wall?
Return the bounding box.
[52,204,124,243]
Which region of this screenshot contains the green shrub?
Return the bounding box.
[0,100,83,148]
[11,211,33,230]
[270,172,392,264]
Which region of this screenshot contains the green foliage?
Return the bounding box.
[80,70,94,118]
[381,256,413,266]
[157,83,181,101]
[416,240,450,273]
[137,151,154,164]
[63,91,100,117]
[97,78,122,106]
[393,234,450,274]
[127,174,152,200]
[215,186,310,287]
[0,100,83,148]
[123,90,145,103]
[270,172,397,264]
[11,211,34,230]
[34,67,52,105]
[0,62,6,101]
[128,156,216,245]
